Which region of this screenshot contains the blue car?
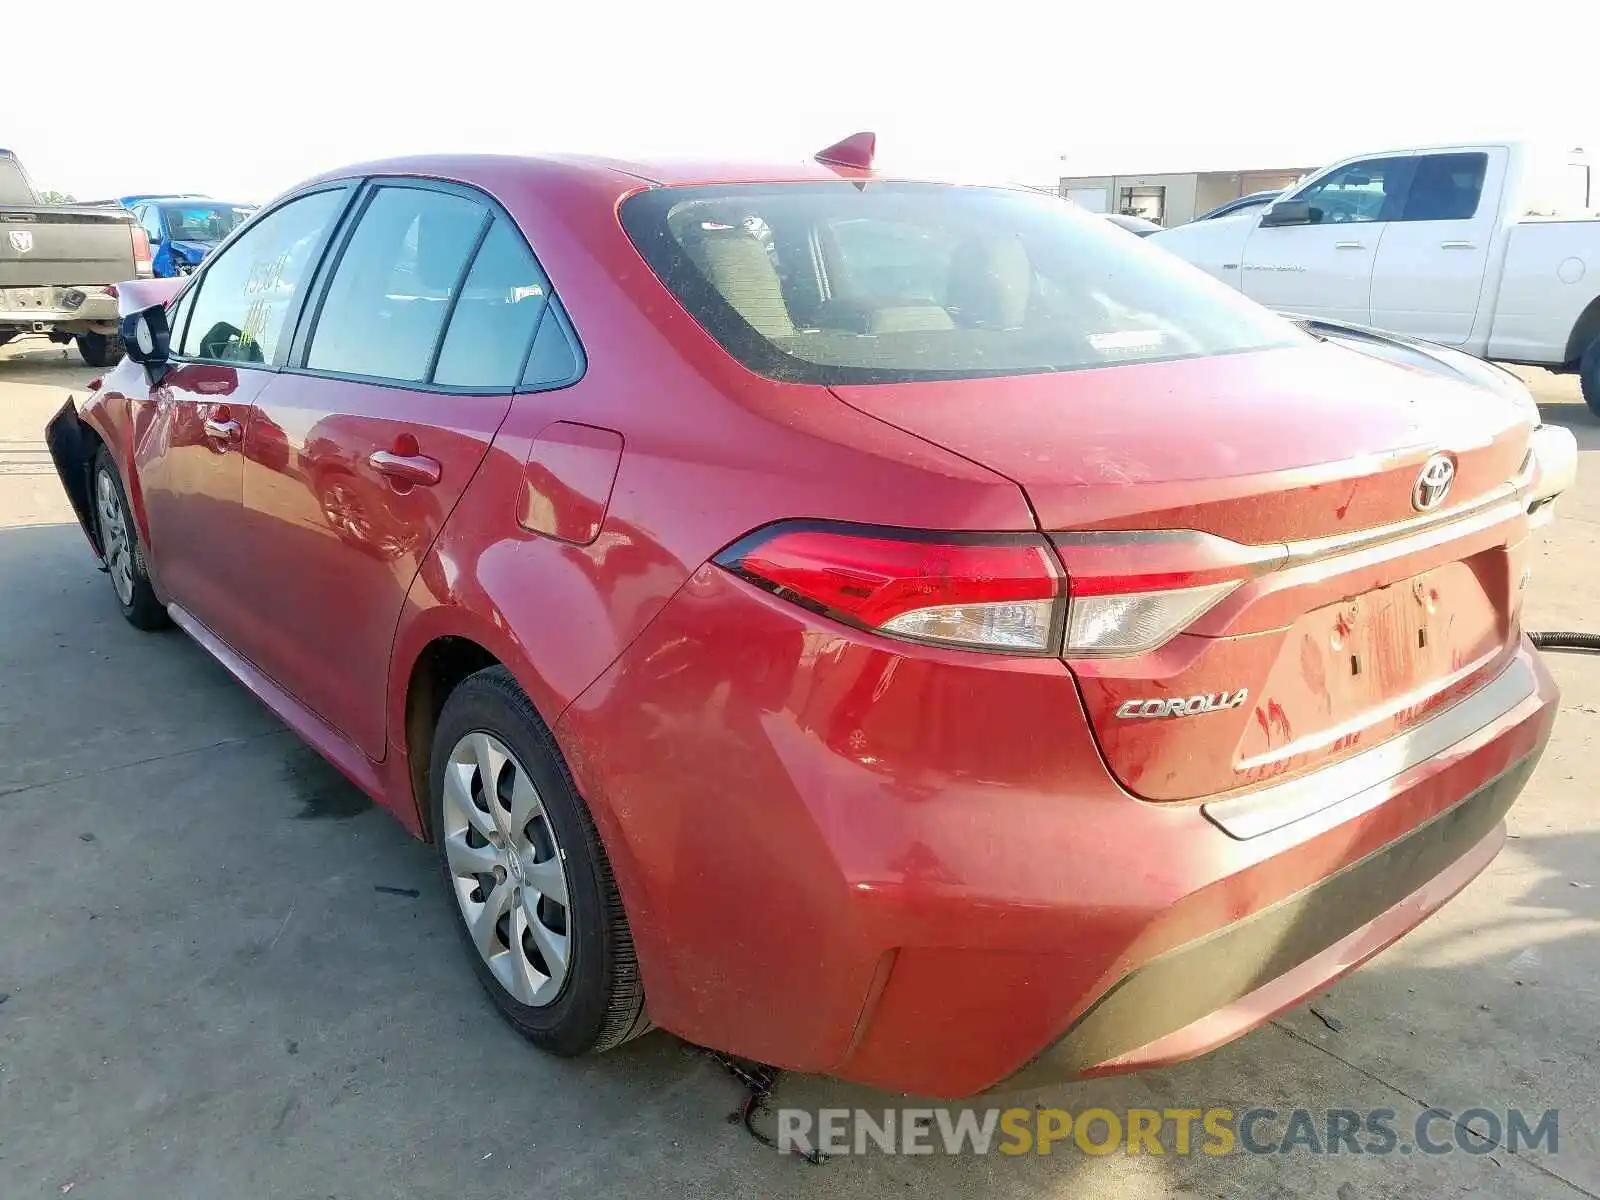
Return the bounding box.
[129,198,257,277]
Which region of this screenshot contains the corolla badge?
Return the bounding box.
[1116,690,1249,719]
[7,229,33,253]
[1412,454,1455,512]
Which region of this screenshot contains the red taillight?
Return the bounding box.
[131,226,154,278]
[716,524,1277,659]
[716,522,1064,654]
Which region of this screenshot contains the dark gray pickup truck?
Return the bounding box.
[1,149,149,367]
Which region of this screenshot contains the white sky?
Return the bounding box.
[8,1,1597,203]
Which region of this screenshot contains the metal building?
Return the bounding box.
[1058,165,1310,226]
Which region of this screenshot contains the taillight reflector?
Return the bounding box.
[1053,530,1263,657]
[1064,581,1240,657]
[131,227,154,278]
[716,523,1064,654]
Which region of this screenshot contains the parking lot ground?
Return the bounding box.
[1,337,1597,1200]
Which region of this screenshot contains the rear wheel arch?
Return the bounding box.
[1564,294,1600,366]
[393,620,660,979]
[402,635,504,841]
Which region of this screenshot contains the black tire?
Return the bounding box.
[76,332,124,368]
[430,666,649,1056]
[92,447,169,631]
[1582,336,1600,419]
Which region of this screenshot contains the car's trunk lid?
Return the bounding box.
[831,343,1536,801]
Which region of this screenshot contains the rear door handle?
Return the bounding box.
[369,450,442,487]
[1334,240,1365,249]
[1440,240,1477,249]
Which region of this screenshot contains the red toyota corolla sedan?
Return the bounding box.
[46,137,1577,1097]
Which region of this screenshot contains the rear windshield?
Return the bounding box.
[620,182,1302,385]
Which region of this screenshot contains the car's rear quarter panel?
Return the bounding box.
[553,560,1557,1094]
[1490,219,1600,362]
[383,159,1033,856]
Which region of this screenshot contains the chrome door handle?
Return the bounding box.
[1440,240,1477,249]
[203,417,241,443]
[1334,241,1365,249]
[369,450,442,487]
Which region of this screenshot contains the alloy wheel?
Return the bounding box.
[96,468,135,606]
[441,731,572,1007]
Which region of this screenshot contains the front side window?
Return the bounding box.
[307,186,486,383]
[1401,153,1488,222]
[179,188,345,364]
[139,206,164,242]
[1289,157,1407,225]
[621,182,1301,385]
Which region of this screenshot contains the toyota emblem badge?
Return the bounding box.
[1412,454,1456,512]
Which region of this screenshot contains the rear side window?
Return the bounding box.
[308,187,487,383]
[432,218,551,388]
[179,189,345,364]
[522,309,580,387]
[621,182,1300,385]
[1401,153,1488,222]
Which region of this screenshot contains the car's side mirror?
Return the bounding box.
[1260,200,1316,227]
[120,302,172,375]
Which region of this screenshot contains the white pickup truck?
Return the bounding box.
[1151,142,1600,412]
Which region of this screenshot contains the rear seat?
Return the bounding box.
[693,229,797,339]
[945,236,1032,330]
[691,225,960,339]
[812,299,954,334]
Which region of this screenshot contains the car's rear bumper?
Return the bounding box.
[0,284,119,330]
[996,749,1532,1091]
[560,569,1558,1098]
